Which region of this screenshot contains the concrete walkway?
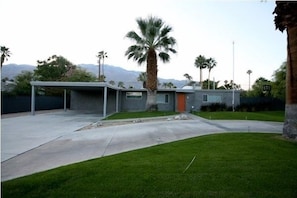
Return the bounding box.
[1,111,283,181]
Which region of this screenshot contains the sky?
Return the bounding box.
[1,0,286,90]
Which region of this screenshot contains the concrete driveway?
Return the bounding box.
[1,111,283,181]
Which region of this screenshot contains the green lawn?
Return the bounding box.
[104,111,179,120]
[193,111,285,122]
[3,133,297,197]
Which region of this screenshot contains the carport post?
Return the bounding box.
[103,86,107,118]
[31,85,35,115]
[63,89,67,112]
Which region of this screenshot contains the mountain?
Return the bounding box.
[1,64,187,88]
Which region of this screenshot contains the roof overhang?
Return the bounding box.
[30,81,120,91]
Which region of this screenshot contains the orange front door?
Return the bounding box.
[177,93,186,112]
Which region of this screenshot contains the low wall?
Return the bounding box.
[1,95,68,114]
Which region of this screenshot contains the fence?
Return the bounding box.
[239,97,285,111]
[1,95,69,114]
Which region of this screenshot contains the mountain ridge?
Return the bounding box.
[1,64,187,88]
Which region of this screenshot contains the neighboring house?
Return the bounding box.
[30,81,240,117]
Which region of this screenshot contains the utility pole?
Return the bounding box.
[232,41,235,112]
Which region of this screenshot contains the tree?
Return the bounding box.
[118,81,125,88]
[96,51,108,82]
[183,73,192,81]
[35,55,76,81]
[273,1,297,139]
[109,80,115,86]
[125,16,177,111]
[1,46,11,68]
[222,80,241,90]
[249,77,272,97]
[194,55,207,86]
[271,62,286,100]
[13,71,34,95]
[206,57,217,89]
[65,68,96,82]
[202,79,220,90]
[137,72,147,88]
[247,70,252,91]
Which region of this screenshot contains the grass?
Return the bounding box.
[104,111,179,120]
[193,111,285,122]
[3,133,297,197]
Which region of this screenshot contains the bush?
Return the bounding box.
[200,103,227,112]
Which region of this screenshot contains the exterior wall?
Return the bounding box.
[70,89,117,114]
[120,90,175,112]
[156,91,175,111]
[120,91,147,112]
[70,88,240,113]
[190,90,241,111]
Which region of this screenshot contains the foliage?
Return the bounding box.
[194,111,284,122]
[34,55,76,81]
[0,46,11,67]
[206,57,217,89]
[200,103,227,112]
[3,133,297,197]
[96,51,108,81]
[216,80,240,90]
[247,77,271,97]
[117,81,125,88]
[271,61,286,100]
[201,79,220,90]
[12,71,35,95]
[194,55,207,85]
[64,67,96,82]
[273,1,297,32]
[125,16,177,109]
[108,80,115,86]
[137,72,147,88]
[161,82,175,88]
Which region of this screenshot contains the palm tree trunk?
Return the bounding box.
[283,25,297,139]
[146,48,158,111]
[208,70,211,89]
[200,68,203,86]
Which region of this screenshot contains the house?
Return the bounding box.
[30,81,240,117]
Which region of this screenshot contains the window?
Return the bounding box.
[202,94,222,103]
[202,94,208,102]
[126,92,142,99]
[157,94,169,104]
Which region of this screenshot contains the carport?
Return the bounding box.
[30,81,120,118]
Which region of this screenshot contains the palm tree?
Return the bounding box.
[137,72,147,88]
[273,1,297,139]
[194,55,207,87]
[206,57,217,89]
[96,51,108,81]
[184,73,192,81]
[125,16,177,111]
[247,70,252,91]
[1,46,11,68]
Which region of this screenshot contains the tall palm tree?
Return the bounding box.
[96,51,108,82]
[273,1,297,139]
[1,46,11,68]
[206,57,217,89]
[194,55,207,87]
[125,16,177,111]
[247,69,252,91]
